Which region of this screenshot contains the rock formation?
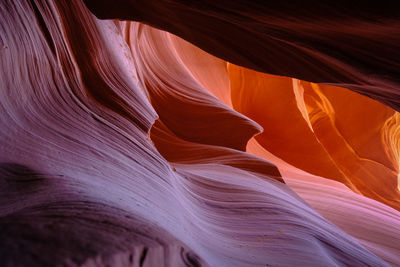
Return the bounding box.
[1,0,399,266]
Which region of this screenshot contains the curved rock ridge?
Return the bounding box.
[150,119,282,182]
[228,64,400,210]
[1,0,399,266]
[119,21,261,151]
[154,28,400,211]
[84,0,400,111]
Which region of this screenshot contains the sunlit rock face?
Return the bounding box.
[1,0,399,266]
[228,65,400,210]
[84,0,400,112]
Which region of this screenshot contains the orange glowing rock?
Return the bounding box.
[157,29,400,210]
[228,64,400,210]
[2,0,400,265]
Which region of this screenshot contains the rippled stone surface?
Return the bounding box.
[1,0,399,266]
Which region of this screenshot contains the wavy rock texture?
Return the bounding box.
[1,0,400,266]
[84,0,400,111]
[228,65,400,210]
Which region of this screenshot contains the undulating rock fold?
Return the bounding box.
[1,0,400,266]
[84,0,400,111]
[121,22,261,151]
[228,64,400,210]
[150,119,283,182]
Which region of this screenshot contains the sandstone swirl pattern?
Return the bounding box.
[1,0,399,266]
